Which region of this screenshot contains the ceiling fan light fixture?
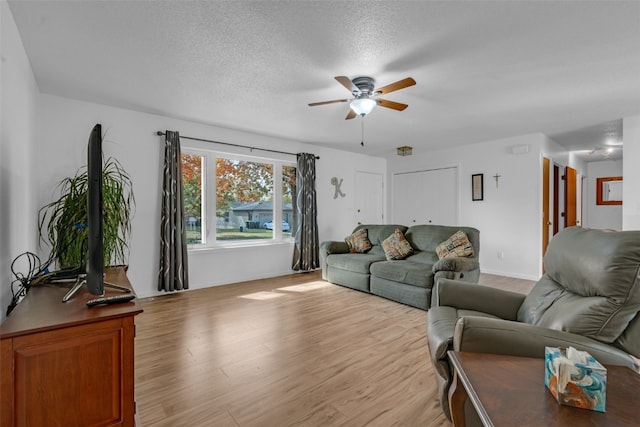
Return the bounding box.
[350,98,377,116]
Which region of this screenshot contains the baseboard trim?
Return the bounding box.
[480,269,540,282]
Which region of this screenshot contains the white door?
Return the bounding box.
[393,171,423,225]
[431,167,457,226]
[355,171,384,226]
[393,167,458,226]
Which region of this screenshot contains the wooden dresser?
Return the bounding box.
[1,267,143,427]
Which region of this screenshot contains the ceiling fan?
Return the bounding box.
[309,76,416,119]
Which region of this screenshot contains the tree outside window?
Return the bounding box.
[216,158,273,240]
[181,150,295,245]
[283,165,297,238]
[182,153,203,244]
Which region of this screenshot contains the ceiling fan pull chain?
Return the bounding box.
[361,117,365,147]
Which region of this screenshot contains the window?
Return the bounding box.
[182,153,203,244]
[181,147,296,247]
[282,164,297,233]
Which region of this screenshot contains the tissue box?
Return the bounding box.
[544,347,607,412]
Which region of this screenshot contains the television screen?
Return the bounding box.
[62,123,130,302]
[86,123,104,296]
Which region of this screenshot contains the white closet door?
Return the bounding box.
[432,166,457,226]
[393,167,458,226]
[393,171,421,225]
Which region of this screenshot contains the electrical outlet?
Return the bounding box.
[497,251,504,260]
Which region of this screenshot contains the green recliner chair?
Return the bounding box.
[426,227,640,420]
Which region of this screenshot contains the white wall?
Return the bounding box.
[623,114,640,230]
[37,95,386,298]
[584,160,623,230]
[387,133,547,280]
[0,3,41,321]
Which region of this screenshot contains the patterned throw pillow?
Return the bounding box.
[345,228,372,253]
[381,228,414,260]
[436,230,475,259]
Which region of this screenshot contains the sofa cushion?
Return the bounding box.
[370,260,433,288]
[405,225,479,256]
[353,224,408,246]
[326,252,386,275]
[436,230,475,259]
[345,228,372,253]
[381,228,414,260]
[405,250,439,265]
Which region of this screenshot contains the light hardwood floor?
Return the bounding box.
[135,271,535,427]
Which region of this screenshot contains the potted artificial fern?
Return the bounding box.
[39,156,134,269]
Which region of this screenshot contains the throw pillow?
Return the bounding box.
[345,228,372,253]
[436,230,475,259]
[381,228,414,260]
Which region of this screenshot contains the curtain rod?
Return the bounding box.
[156,131,319,160]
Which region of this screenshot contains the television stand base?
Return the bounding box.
[62,274,131,302]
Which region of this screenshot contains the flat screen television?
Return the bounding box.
[62,124,130,302]
[86,123,104,296]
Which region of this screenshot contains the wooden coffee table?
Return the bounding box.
[447,351,640,427]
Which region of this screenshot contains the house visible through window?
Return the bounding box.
[181,148,296,246]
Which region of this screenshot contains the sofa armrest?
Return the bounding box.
[433,279,526,321]
[432,257,479,273]
[320,240,349,255]
[319,240,350,280]
[454,316,640,372]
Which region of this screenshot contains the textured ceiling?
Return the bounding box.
[8,1,640,160]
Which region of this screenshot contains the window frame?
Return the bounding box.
[181,144,296,249]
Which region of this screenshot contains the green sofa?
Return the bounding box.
[320,224,480,310]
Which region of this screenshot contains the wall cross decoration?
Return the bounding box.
[493,173,501,188]
[331,177,346,199]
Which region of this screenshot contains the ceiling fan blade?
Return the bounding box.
[378,99,408,111]
[345,109,357,120]
[376,77,416,95]
[335,76,358,94]
[308,99,349,107]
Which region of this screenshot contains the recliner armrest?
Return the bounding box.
[433,279,526,321]
[432,257,479,273]
[454,316,640,372]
